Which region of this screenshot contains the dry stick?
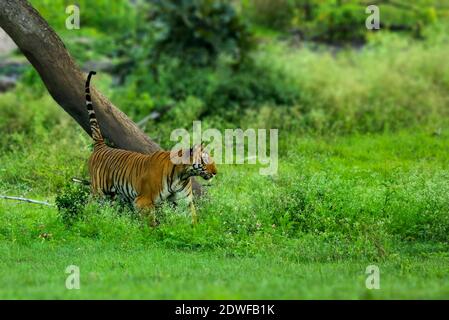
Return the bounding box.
[72,177,90,185]
[136,111,161,129]
[0,195,53,206]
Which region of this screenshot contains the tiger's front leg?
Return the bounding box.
[177,194,198,225]
[135,195,158,227]
[190,201,198,225]
[169,192,198,225]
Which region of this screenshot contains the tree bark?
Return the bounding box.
[0,0,202,194]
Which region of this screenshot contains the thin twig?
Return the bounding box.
[0,195,53,206]
[72,177,90,185]
[137,111,161,128]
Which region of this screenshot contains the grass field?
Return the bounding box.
[1,243,448,299]
[1,130,448,299]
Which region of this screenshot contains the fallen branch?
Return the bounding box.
[0,195,53,206]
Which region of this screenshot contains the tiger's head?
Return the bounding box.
[176,144,217,180]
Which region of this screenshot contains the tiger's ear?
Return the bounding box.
[170,148,188,164]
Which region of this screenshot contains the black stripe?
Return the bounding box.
[155,152,165,161]
[136,156,146,175]
[168,165,176,193]
[85,70,103,144]
[116,154,131,187]
[176,179,190,193]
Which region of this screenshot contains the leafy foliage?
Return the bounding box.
[242,0,295,31]
[29,0,136,34]
[244,0,444,44]
[311,1,366,44]
[55,183,90,225]
[147,0,253,66]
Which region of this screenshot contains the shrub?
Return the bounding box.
[243,0,440,44]
[115,53,301,126]
[311,1,366,44]
[147,0,253,66]
[55,183,90,225]
[206,61,299,111]
[242,0,295,31]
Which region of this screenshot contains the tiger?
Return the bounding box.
[85,71,217,226]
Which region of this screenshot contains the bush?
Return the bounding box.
[115,54,300,127]
[55,183,90,225]
[311,1,366,44]
[147,0,253,66]
[207,61,299,111]
[243,0,441,44]
[242,0,295,31]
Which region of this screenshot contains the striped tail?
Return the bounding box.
[85,71,104,145]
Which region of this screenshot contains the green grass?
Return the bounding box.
[1,242,448,299]
[1,129,448,299]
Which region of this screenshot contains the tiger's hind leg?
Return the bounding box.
[135,195,158,227]
[90,184,116,206]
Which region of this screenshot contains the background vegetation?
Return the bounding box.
[0,0,448,298]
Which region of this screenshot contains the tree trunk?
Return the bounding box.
[0,0,202,194]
